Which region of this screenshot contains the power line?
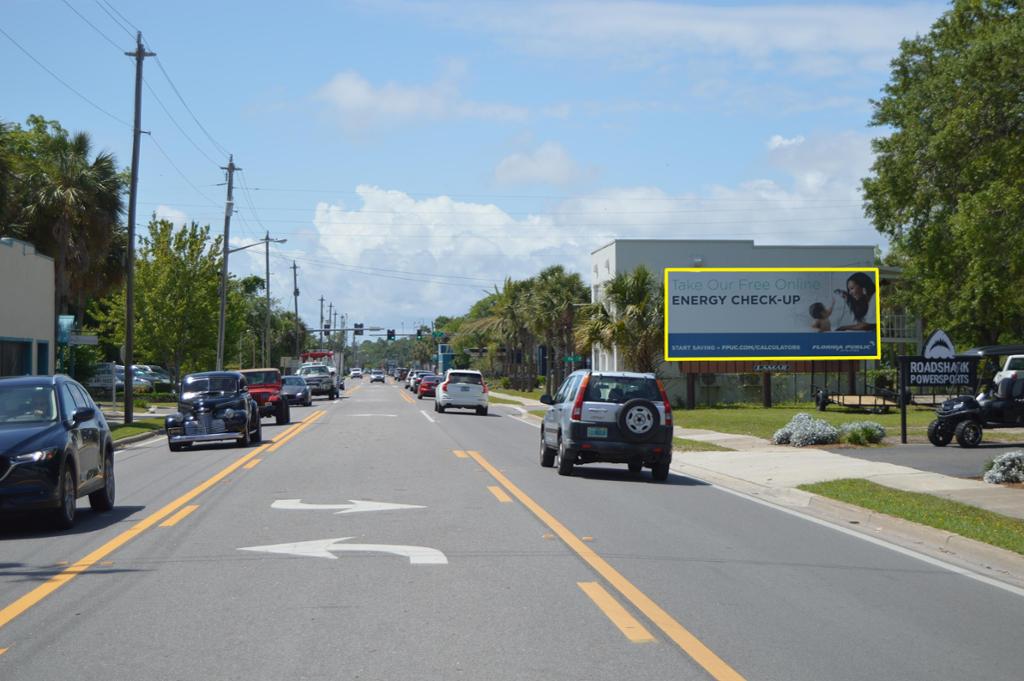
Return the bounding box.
[93,0,135,39]
[145,134,220,207]
[0,25,131,127]
[275,251,500,284]
[274,253,497,290]
[61,0,126,51]
[143,79,221,167]
[153,55,230,157]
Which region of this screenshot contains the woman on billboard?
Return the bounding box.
[835,272,877,331]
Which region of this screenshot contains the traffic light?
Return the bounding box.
[416,328,423,340]
[353,323,363,336]
[387,329,395,341]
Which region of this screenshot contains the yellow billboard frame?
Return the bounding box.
[663,267,882,362]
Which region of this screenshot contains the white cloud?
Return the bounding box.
[315,68,528,131]
[495,142,582,186]
[768,134,805,150]
[154,204,188,226]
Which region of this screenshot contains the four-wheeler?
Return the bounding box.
[281,375,313,407]
[370,370,386,383]
[417,375,440,399]
[298,364,339,400]
[434,369,489,415]
[928,375,1024,448]
[240,368,291,425]
[165,372,261,450]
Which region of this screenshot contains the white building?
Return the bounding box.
[0,238,55,376]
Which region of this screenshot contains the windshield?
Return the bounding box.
[1007,357,1024,371]
[448,373,482,385]
[283,376,306,385]
[583,376,660,403]
[299,367,329,376]
[242,371,279,385]
[181,376,237,398]
[0,385,58,423]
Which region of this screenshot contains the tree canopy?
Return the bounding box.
[863,0,1024,345]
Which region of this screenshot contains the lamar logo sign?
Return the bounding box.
[905,330,978,388]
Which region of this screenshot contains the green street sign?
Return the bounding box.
[432,331,444,338]
[563,355,582,362]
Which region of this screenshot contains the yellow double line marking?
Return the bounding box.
[0,409,325,633]
[463,449,747,681]
[578,582,655,642]
[399,389,415,404]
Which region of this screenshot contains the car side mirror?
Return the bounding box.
[72,406,96,424]
[539,394,553,405]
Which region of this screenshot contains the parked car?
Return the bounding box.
[434,370,489,415]
[0,375,115,529]
[165,372,261,450]
[370,370,386,384]
[239,369,290,425]
[281,375,312,407]
[417,375,440,399]
[539,371,673,481]
[298,364,338,400]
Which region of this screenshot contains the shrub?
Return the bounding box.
[498,376,511,389]
[773,412,839,447]
[983,451,1024,484]
[839,421,886,445]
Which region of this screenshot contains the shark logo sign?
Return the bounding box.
[924,330,956,359]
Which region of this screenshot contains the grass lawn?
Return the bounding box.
[673,437,734,452]
[494,388,547,402]
[489,396,525,406]
[800,478,1024,556]
[673,403,942,441]
[110,418,164,441]
[528,409,547,418]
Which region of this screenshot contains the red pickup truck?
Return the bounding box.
[239,368,290,425]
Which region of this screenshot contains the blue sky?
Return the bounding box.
[2,0,948,336]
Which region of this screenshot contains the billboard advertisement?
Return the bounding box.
[664,268,881,361]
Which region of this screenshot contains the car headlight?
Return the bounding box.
[11,448,59,464]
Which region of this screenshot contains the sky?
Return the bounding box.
[1,0,949,340]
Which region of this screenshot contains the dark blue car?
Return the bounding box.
[0,375,115,529]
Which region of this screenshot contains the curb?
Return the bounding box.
[113,429,165,449]
[670,459,1024,591]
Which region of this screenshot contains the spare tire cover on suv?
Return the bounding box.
[617,398,660,443]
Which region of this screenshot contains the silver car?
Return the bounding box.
[539,370,673,481]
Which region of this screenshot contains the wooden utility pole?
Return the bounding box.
[123,32,155,425]
[216,155,239,370]
[291,261,300,356]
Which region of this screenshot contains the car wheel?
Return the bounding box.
[651,462,670,482]
[954,419,983,448]
[239,416,252,447]
[927,419,952,447]
[88,449,116,511]
[539,429,556,467]
[628,461,643,475]
[417,394,422,399]
[276,400,290,425]
[617,399,660,443]
[252,416,262,444]
[52,463,76,529]
[556,438,574,476]
[169,441,182,452]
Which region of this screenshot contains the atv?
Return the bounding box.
[927,375,1024,448]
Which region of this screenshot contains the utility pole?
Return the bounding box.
[123,32,155,425]
[291,261,300,357]
[216,155,239,370]
[318,296,325,348]
[327,302,333,352]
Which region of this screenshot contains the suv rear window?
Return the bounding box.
[447,373,482,385]
[583,376,659,404]
[242,371,279,384]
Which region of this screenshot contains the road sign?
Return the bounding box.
[563,354,581,362]
[238,537,448,565]
[271,499,426,515]
[69,334,98,346]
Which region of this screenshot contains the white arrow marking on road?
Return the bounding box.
[239,537,448,565]
[271,499,426,514]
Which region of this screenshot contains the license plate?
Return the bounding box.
[586,426,608,438]
[460,386,469,392]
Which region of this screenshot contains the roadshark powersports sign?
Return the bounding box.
[663,268,882,361]
[905,330,978,387]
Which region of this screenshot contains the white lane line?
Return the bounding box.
[420,410,436,423]
[699,477,1024,600]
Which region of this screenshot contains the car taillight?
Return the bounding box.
[440,381,449,392]
[482,383,488,394]
[656,379,673,427]
[570,373,590,421]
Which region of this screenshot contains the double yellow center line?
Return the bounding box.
[0,410,325,633]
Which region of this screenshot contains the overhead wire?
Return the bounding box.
[93,0,135,39]
[61,0,126,50]
[145,134,220,207]
[153,56,231,158]
[273,253,498,290]
[98,0,140,34]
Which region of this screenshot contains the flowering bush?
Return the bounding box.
[773,413,839,447]
[983,451,1024,484]
[839,421,886,445]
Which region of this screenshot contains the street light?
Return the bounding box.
[217,232,286,369]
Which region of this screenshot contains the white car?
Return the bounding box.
[350,368,363,379]
[434,370,489,415]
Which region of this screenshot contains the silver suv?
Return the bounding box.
[539,370,673,481]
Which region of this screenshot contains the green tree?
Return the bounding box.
[575,265,663,373]
[862,1,1024,345]
[528,266,587,390]
[3,116,126,319]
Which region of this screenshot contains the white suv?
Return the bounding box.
[434,370,489,415]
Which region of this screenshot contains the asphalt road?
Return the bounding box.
[2,381,1023,680]
[828,441,1024,478]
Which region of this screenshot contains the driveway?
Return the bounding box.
[826,441,1023,479]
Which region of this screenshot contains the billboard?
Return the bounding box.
[664,268,881,361]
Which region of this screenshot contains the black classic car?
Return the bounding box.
[165,372,261,450]
[0,375,116,529]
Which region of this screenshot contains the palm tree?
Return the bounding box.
[462,277,537,385]
[528,266,588,391]
[21,125,124,319]
[575,265,663,373]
